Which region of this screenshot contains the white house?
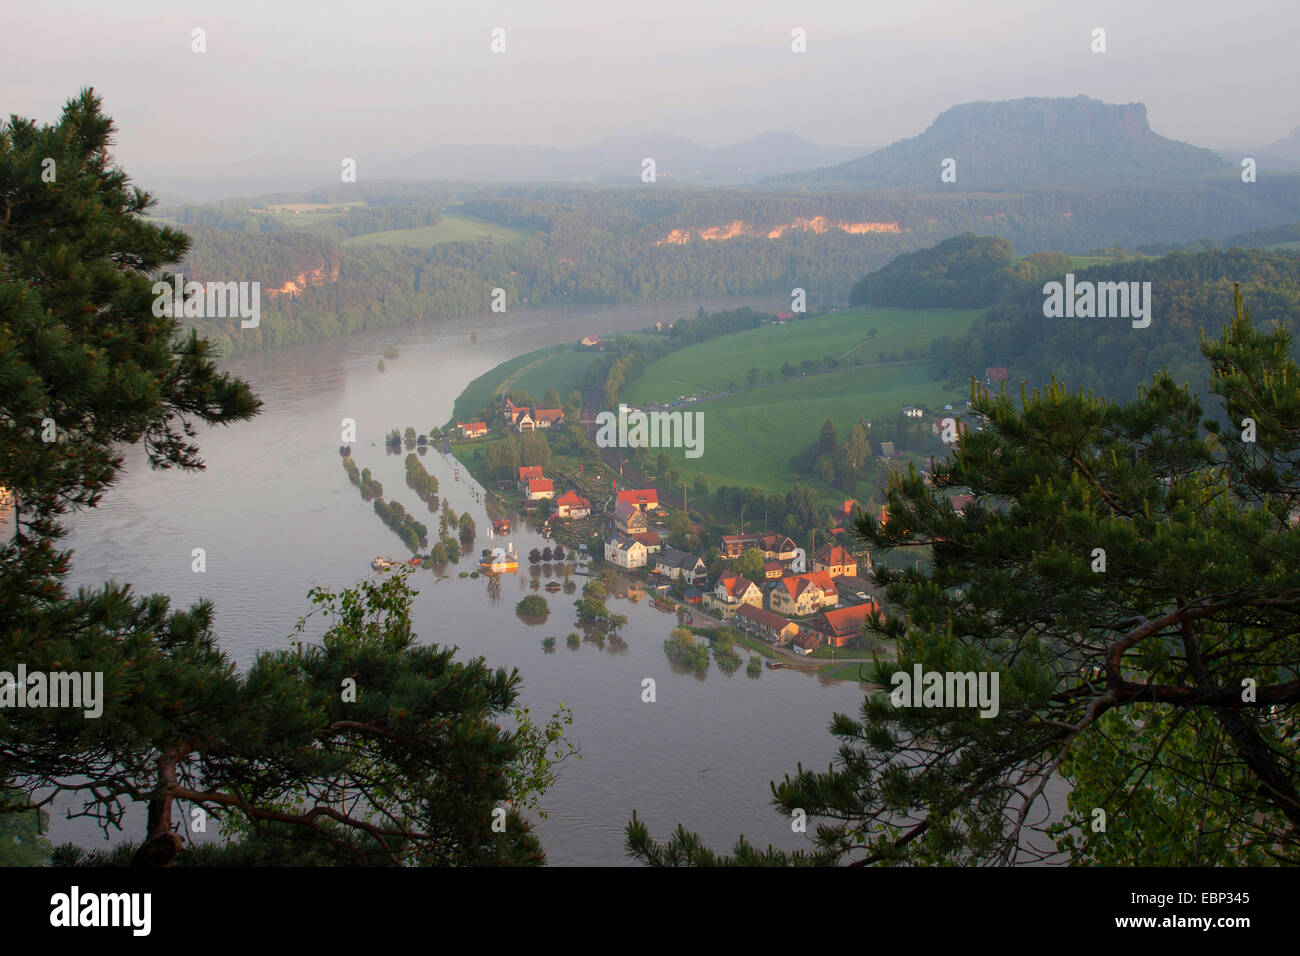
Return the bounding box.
[605,534,647,569]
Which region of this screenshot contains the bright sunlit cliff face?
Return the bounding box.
[653,218,902,245]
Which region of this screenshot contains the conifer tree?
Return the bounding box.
[2,90,566,866]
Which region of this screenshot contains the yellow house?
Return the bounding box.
[705,573,762,616]
[614,501,649,534]
[812,544,857,578]
[769,571,840,616]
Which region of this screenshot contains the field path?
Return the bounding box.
[496,354,552,396]
[652,358,925,409]
[835,332,878,362]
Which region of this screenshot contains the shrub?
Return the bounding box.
[516,595,549,618]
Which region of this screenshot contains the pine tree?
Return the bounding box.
[1,91,566,866]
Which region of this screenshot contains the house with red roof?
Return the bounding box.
[517,466,544,493]
[769,571,839,617]
[720,531,796,561]
[616,489,659,512]
[526,478,554,501]
[792,633,821,655]
[812,544,857,578]
[813,601,880,648]
[531,408,565,429]
[705,573,763,617]
[630,530,662,554]
[457,421,488,439]
[720,532,760,557]
[554,490,591,519]
[505,402,566,434]
[509,408,534,432]
[735,604,800,644]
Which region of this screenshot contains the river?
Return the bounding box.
[50,294,888,865]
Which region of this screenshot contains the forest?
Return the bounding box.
[160,178,1300,359]
[924,245,1300,404]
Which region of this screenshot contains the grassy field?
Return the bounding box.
[654,360,969,494]
[622,305,980,406]
[612,305,978,496]
[821,660,879,681]
[253,202,364,230]
[449,347,553,426]
[342,214,532,248]
[511,349,603,402]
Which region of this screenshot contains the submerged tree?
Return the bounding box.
[628,289,1300,866]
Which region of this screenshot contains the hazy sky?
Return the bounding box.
[4,0,1298,195]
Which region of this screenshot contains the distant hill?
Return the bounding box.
[772,96,1231,188]
[1218,127,1300,172]
[849,233,1017,309]
[383,131,863,185]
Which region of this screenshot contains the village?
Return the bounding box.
[439,357,1010,671]
[452,397,890,664]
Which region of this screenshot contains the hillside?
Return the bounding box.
[622,305,978,406]
[1220,126,1300,172]
[929,245,1300,404]
[775,96,1231,187]
[848,233,1017,308]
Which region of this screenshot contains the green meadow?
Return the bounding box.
[653,360,970,494]
[255,202,365,230]
[342,214,532,248]
[511,349,603,402]
[622,305,980,406]
[449,348,553,426]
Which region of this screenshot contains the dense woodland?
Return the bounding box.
[925,246,1300,404]
[849,233,1021,308]
[160,176,1300,359]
